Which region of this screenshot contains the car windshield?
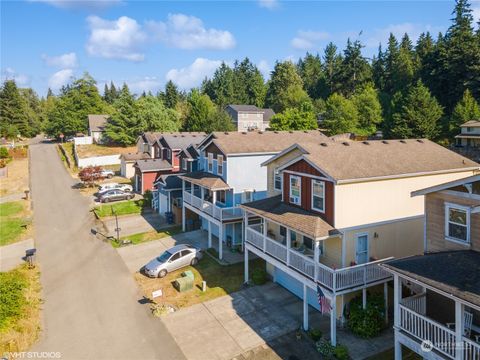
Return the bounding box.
[156,251,172,262]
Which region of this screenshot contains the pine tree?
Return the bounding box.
[203,62,235,107]
[323,42,342,96]
[297,53,328,99]
[337,39,372,96]
[352,84,383,135]
[0,80,29,138]
[372,45,386,91]
[164,80,180,109]
[450,89,480,134]
[384,33,400,94]
[232,58,266,107]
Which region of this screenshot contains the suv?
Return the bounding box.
[101,169,115,179]
[98,183,133,194]
[98,189,134,203]
[143,244,203,278]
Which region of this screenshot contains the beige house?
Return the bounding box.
[225,105,275,132]
[120,152,150,179]
[455,120,480,148]
[241,138,479,346]
[87,114,109,143]
[383,175,480,360]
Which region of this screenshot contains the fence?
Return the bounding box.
[74,136,93,145]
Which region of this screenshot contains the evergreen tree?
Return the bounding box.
[269,107,318,130]
[183,89,216,131]
[232,58,266,107]
[203,62,236,107]
[205,108,235,132]
[384,33,400,94]
[103,83,111,104]
[337,39,372,96]
[265,61,311,112]
[297,53,328,99]
[450,89,480,134]
[323,42,342,95]
[47,88,54,98]
[322,93,359,135]
[372,45,386,91]
[352,84,383,134]
[136,95,181,132]
[19,88,42,136]
[164,80,180,109]
[0,80,28,138]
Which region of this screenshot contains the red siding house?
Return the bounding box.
[134,159,173,194]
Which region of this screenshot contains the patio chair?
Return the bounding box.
[447,311,473,337]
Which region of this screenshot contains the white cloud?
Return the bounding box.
[128,77,162,94]
[48,69,74,90]
[257,60,271,79]
[166,58,223,89]
[258,0,278,10]
[42,52,78,68]
[146,14,235,50]
[30,0,121,10]
[291,30,330,50]
[472,2,480,23]
[86,16,147,61]
[1,68,31,86]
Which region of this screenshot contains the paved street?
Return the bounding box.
[29,143,185,360]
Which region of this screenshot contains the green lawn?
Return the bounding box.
[0,201,23,217]
[111,226,182,248]
[0,201,30,246]
[94,199,145,218]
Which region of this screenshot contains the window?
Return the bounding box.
[445,203,470,243]
[467,127,472,132]
[217,155,224,175]
[303,236,313,250]
[181,158,187,171]
[167,149,171,160]
[243,190,253,203]
[274,169,282,191]
[181,250,192,257]
[289,175,301,205]
[143,143,149,153]
[355,233,369,264]
[208,153,213,172]
[169,252,181,262]
[312,180,325,212]
[217,190,226,204]
[279,226,286,237]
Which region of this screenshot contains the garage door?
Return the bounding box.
[274,267,320,311]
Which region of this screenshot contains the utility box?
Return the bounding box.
[174,276,193,292]
[182,270,194,280]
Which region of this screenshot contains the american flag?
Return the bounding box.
[317,285,332,314]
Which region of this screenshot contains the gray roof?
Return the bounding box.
[161,132,207,150]
[179,171,230,190]
[88,115,109,132]
[134,159,172,172]
[262,108,275,123]
[179,144,199,160]
[143,132,165,145]
[382,251,480,307]
[121,152,150,162]
[154,174,183,190]
[226,104,262,112]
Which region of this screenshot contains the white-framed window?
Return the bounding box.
[167,149,171,160]
[289,175,301,205]
[274,169,282,192]
[445,203,470,244]
[181,158,187,171]
[311,180,325,213]
[355,233,369,264]
[467,127,473,132]
[208,153,213,172]
[217,190,226,204]
[217,155,224,175]
[242,190,253,203]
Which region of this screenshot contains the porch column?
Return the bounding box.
[303,284,309,331]
[263,218,267,251]
[219,224,223,260]
[182,181,186,232]
[208,221,212,248]
[232,223,236,245]
[362,288,367,309]
[201,187,205,203]
[384,282,389,325]
[330,294,337,346]
[393,274,402,360]
[212,190,217,204]
[314,241,320,282]
[286,230,291,266]
[244,248,249,283]
[242,211,248,252]
[455,301,464,360]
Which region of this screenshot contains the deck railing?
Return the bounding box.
[183,191,243,221]
[401,293,426,315]
[464,337,480,360]
[245,226,391,292]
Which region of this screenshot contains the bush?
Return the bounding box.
[334,344,349,360]
[143,190,153,207]
[316,338,334,358]
[0,269,28,331]
[0,147,9,159]
[251,267,267,285]
[347,293,385,338]
[308,328,323,341]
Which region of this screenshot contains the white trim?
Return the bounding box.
[338,214,424,232]
[441,189,480,201]
[444,202,470,245]
[207,153,213,173]
[277,155,336,183]
[274,168,283,192]
[355,232,369,265]
[217,154,224,176]
[411,174,480,197]
[228,151,279,157]
[289,175,301,205]
[284,170,330,182]
[261,143,308,166]
[311,179,326,213]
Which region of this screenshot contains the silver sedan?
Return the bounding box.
[143,244,203,278]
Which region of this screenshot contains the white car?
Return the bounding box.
[98,183,133,194]
[101,169,115,179]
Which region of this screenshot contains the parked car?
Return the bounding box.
[101,169,115,179]
[143,244,203,278]
[98,183,133,194]
[98,189,134,203]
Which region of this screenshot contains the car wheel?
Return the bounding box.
[107,174,113,179]
[190,257,199,266]
[104,198,110,203]
[128,195,134,200]
[158,269,167,278]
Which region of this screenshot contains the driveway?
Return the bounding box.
[29,143,184,360]
[0,238,34,271]
[102,211,168,238]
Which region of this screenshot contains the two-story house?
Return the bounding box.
[87,114,109,143]
[225,105,275,132]
[240,139,479,346]
[383,175,480,360]
[179,130,329,260]
[136,132,164,158]
[455,120,480,148]
[155,132,206,171]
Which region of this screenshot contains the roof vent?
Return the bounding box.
[382,140,389,144]
[416,139,424,143]
[400,140,407,144]
[320,142,328,147]
[342,142,350,146]
[362,141,370,145]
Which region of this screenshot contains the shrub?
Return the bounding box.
[78,166,104,187]
[251,267,267,285]
[143,190,153,207]
[0,269,28,331]
[347,293,385,338]
[308,328,323,341]
[0,147,9,159]
[316,338,334,358]
[334,344,349,360]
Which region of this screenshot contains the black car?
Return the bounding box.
[98,189,134,203]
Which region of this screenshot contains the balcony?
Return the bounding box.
[245,225,392,293]
[183,191,243,222]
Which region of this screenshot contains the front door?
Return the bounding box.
[355,233,369,264]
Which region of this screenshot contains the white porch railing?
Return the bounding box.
[464,337,480,360]
[183,191,243,222]
[245,226,391,292]
[399,305,456,359]
[401,293,426,316]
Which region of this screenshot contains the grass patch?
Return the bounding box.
[76,144,137,158]
[0,201,24,217]
[111,226,182,248]
[0,265,42,354]
[134,256,266,309]
[94,199,145,218]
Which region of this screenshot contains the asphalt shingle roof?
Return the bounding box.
[134,159,172,172]
[179,171,230,190]
[161,133,207,150]
[88,115,109,132]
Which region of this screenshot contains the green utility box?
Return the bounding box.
[182,270,194,280]
[174,276,194,292]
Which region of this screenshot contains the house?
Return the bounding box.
[133,159,172,194]
[455,120,480,148]
[155,132,207,171]
[239,139,479,346]
[225,105,275,132]
[88,114,109,143]
[120,152,150,179]
[382,175,480,360]
[179,130,330,260]
[136,132,164,158]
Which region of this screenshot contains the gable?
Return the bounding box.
[205,142,226,159]
[285,159,326,178]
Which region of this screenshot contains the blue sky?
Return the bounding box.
[2,0,479,97]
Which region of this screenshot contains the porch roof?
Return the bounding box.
[383,250,480,307]
[179,171,231,191]
[240,195,337,239]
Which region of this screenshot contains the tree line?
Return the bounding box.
[1,0,479,145]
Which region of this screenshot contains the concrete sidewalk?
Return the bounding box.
[0,238,34,271]
[102,211,167,237]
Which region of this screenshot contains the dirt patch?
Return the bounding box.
[0,158,29,197]
[76,144,137,158]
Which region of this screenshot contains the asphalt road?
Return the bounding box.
[29,143,185,360]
